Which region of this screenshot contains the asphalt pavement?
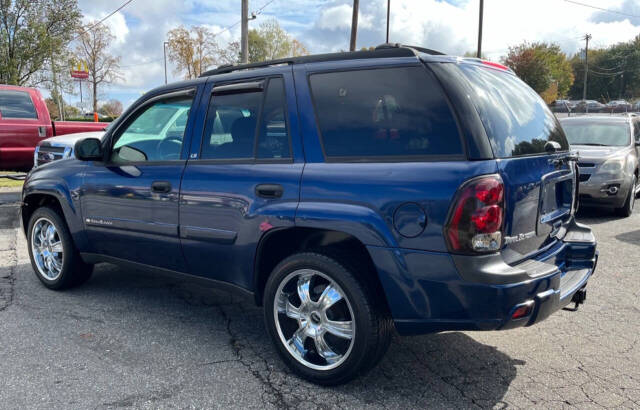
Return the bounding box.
[0,194,639,409]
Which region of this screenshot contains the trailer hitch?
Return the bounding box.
[563,287,587,312]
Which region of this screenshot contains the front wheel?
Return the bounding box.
[616,175,636,217]
[263,252,391,385]
[27,207,93,290]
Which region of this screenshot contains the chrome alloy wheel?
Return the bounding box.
[31,217,64,281]
[273,269,355,371]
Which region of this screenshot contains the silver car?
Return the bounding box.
[560,115,640,217]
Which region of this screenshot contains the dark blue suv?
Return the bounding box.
[21,45,597,385]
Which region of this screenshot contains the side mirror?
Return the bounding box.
[545,141,562,153]
[75,138,103,161]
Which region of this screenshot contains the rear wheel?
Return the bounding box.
[263,252,391,385]
[615,175,636,217]
[27,207,93,290]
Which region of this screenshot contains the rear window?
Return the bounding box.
[458,64,569,158]
[562,121,630,147]
[0,90,38,119]
[309,66,464,159]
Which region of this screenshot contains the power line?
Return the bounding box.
[73,0,136,41]
[212,0,277,38]
[563,0,640,19]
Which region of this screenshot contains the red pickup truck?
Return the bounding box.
[0,85,108,170]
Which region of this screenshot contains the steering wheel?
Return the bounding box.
[155,135,183,160]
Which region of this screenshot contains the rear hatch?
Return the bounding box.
[454,62,576,264]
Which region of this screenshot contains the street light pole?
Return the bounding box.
[350,0,359,51]
[477,0,484,58]
[163,41,168,84]
[386,0,391,43]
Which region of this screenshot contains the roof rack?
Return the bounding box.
[200,43,445,77]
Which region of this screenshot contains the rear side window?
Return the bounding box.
[309,67,463,159]
[457,64,568,158]
[0,90,38,119]
[201,77,291,160]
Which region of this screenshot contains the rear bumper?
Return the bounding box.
[369,220,597,335]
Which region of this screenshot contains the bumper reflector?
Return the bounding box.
[511,302,534,319]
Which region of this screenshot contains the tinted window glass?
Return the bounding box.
[111,96,193,163]
[0,90,38,119]
[309,67,463,158]
[201,91,262,159]
[257,78,290,159]
[458,64,569,158]
[562,122,630,147]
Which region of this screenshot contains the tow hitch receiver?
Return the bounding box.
[563,287,587,312]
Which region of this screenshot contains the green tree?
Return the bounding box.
[503,42,574,98]
[569,36,640,101]
[0,0,81,86]
[247,19,309,63]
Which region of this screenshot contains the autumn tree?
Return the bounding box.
[99,99,123,117]
[167,25,219,79]
[503,42,574,100]
[0,0,81,86]
[75,23,122,113]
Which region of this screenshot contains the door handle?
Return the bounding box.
[255,184,284,199]
[151,181,172,193]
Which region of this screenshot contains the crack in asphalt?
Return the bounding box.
[0,229,16,313]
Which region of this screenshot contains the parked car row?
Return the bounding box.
[22,45,597,385]
[550,98,638,113]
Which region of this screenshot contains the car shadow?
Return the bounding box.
[25,264,523,408]
[575,206,623,225]
[615,229,640,246]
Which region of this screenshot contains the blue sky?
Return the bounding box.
[67,0,640,111]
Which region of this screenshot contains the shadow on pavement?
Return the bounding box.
[20,264,523,408]
[615,229,640,246]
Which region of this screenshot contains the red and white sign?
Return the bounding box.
[71,61,89,79]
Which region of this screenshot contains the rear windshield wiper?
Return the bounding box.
[578,143,607,146]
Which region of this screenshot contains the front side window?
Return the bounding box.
[562,121,631,147]
[0,90,38,119]
[111,94,193,163]
[309,66,463,159]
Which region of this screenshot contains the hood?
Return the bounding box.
[572,145,631,162]
[39,131,105,147]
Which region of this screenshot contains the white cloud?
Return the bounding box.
[317,4,373,31]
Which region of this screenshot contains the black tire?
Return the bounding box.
[263,251,391,385]
[27,206,93,290]
[615,175,636,217]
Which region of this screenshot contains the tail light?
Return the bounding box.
[444,175,505,254]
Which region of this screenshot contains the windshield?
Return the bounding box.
[457,64,569,158]
[562,122,630,147]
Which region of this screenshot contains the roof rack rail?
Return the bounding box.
[199,44,445,78]
[374,43,445,56]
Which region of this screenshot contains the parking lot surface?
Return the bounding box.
[0,193,639,409]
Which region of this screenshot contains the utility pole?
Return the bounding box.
[386,0,391,43]
[477,0,484,58]
[582,33,591,102]
[241,0,249,63]
[163,41,168,84]
[350,0,359,51]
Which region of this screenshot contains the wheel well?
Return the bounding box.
[254,227,391,313]
[21,194,64,234]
